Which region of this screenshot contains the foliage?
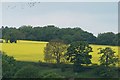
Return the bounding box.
[95,47,119,78]
[94,66,118,78]
[65,41,93,72]
[2,26,25,43]
[2,25,119,46]
[116,33,120,46]
[1,52,119,78]
[97,32,118,46]
[98,47,119,67]
[44,39,68,64]
[2,52,16,78]
[2,25,96,44]
[14,65,39,78]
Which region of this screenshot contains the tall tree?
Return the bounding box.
[98,47,119,67]
[65,41,93,72]
[96,47,119,78]
[44,40,67,64]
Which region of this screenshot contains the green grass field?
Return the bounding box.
[0,40,119,64]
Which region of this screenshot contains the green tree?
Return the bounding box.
[3,35,10,43]
[2,52,16,78]
[97,32,116,45]
[98,47,119,67]
[2,27,25,43]
[44,40,67,64]
[115,33,120,46]
[2,25,97,44]
[95,47,119,78]
[2,27,11,43]
[65,41,93,72]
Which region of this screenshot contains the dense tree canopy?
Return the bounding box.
[65,41,93,72]
[1,25,119,46]
[97,32,117,46]
[65,41,93,64]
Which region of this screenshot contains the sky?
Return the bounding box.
[1,2,118,36]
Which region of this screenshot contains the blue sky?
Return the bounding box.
[2,2,118,36]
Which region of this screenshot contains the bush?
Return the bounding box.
[14,65,39,78]
[94,66,117,78]
[73,63,85,72]
[2,53,16,78]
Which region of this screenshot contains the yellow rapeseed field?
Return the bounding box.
[90,45,119,64]
[0,40,48,62]
[0,40,119,64]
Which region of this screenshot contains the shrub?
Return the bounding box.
[73,63,85,72]
[2,52,16,78]
[94,66,117,78]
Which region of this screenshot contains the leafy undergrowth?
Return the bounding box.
[8,61,118,78]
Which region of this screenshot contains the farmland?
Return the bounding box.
[0,40,119,64]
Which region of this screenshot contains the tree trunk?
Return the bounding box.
[56,53,60,64]
[56,48,60,64]
[106,54,108,67]
[5,39,8,43]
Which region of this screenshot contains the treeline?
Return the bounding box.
[1,25,120,46]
